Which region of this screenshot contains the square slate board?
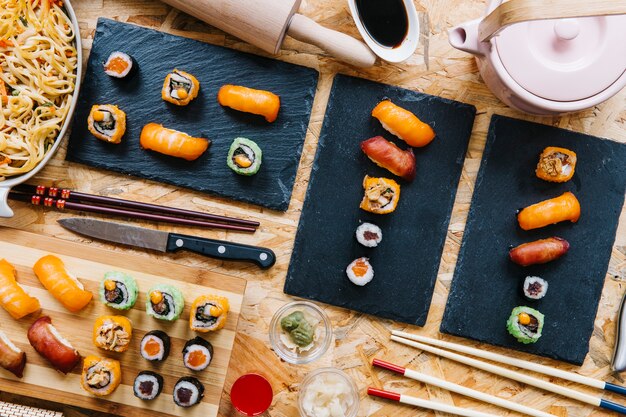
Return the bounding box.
[67,18,318,211]
[441,115,626,365]
[284,74,476,325]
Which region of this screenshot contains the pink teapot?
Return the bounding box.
[448,0,626,115]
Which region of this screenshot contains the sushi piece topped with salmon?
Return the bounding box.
[218,84,280,123]
[162,69,200,106]
[361,136,416,181]
[140,123,210,161]
[0,259,40,319]
[372,99,435,148]
[33,255,92,313]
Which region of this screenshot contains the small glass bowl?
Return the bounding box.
[269,301,332,365]
[298,368,359,417]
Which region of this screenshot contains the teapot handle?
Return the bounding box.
[479,0,626,42]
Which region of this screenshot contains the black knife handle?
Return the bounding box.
[166,233,276,269]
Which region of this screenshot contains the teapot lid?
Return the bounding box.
[495,15,626,102]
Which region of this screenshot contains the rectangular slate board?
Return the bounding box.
[67,18,318,211]
[284,74,476,325]
[441,115,626,365]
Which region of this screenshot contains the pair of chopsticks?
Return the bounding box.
[9,183,259,233]
[369,331,626,415]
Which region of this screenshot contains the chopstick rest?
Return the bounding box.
[372,359,555,417]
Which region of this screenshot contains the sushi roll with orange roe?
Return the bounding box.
[218,85,280,122]
[371,99,435,147]
[103,52,134,78]
[346,257,373,286]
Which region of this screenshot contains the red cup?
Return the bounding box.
[230,373,273,416]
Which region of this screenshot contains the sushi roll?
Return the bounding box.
[133,370,164,401]
[523,276,548,300]
[103,51,134,78]
[506,306,544,344]
[0,259,40,319]
[371,99,436,147]
[162,69,200,106]
[99,271,138,310]
[173,376,205,407]
[355,223,382,248]
[359,175,401,215]
[346,257,374,286]
[227,137,262,176]
[140,123,210,161]
[33,255,92,313]
[93,315,132,353]
[87,104,126,144]
[218,84,280,122]
[140,330,171,362]
[182,337,214,371]
[80,355,122,396]
[146,284,185,321]
[0,330,26,378]
[28,316,80,374]
[189,295,230,332]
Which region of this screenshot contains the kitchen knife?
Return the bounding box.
[613,290,626,372]
[58,218,276,269]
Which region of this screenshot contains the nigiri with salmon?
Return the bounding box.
[218,84,280,123]
[371,99,436,147]
[140,123,210,161]
[33,255,92,313]
[0,259,40,319]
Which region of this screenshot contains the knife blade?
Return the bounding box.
[58,218,276,269]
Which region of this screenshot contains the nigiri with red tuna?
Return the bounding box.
[27,316,80,374]
[0,330,26,378]
[361,136,416,181]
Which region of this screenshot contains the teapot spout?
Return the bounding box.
[448,18,484,56]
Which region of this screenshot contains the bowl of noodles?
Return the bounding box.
[0,0,82,217]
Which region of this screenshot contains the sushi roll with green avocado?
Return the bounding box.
[507,306,544,344]
[99,271,138,310]
[227,137,262,176]
[146,284,184,321]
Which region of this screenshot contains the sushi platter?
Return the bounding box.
[0,227,245,417]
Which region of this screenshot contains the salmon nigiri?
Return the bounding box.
[371,99,436,147]
[33,255,92,313]
[0,259,40,319]
[217,84,280,123]
[140,123,210,161]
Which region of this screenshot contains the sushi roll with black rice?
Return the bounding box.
[183,337,213,371]
[173,376,204,407]
[133,371,164,401]
[140,330,171,362]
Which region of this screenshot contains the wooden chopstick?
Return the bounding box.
[391,335,626,415]
[372,358,556,417]
[368,387,501,417]
[8,192,256,233]
[392,331,626,396]
[13,183,259,227]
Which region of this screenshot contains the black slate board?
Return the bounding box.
[67,18,318,211]
[441,115,626,365]
[284,74,476,325]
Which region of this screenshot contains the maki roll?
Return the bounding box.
[217,84,280,122]
[162,69,200,106]
[507,306,544,344]
[80,355,122,396]
[227,137,262,176]
[87,104,126,144]
[146,284,184,321]
[93,315,132,353]
[359,176,401,214]
[133,370,164,401]
[173,376,204,407]
[103,51,134,78]
[355,223,382,248]
[189,295,230,332]
[346,257,374,286]
[140,330,171,362]
[99,271,138,310]
[523,276,548,300]
[0,330,26,378]
[182,337,214,371]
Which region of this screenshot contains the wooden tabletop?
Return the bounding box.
[1,0,625,416]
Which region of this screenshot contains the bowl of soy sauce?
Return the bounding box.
[348,0,419,63]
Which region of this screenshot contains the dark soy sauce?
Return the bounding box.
[356,0,408,48]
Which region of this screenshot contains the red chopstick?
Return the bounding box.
[13,183,259,227]
[8,192,256,233]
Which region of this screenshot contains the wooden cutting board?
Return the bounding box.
[0,227,246,417]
